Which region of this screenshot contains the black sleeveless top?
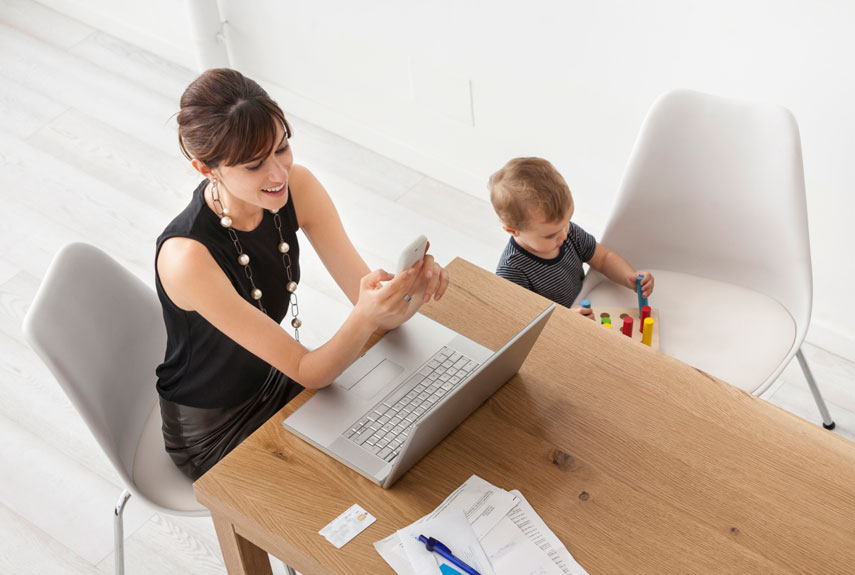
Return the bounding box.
[155,180,301,408]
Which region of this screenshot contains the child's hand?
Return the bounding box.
[631,271,655,298]
[571,306,595,320]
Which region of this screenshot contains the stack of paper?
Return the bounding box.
[374,475,588,575]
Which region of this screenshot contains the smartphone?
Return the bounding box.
[395,235,428,273]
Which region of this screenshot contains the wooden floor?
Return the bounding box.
[0,1,852,573]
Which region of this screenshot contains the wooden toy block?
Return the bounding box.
[593,306,661,350]
[642,317,654,346]
[640,304,651,333]
[622,315,634,336]
[636,275,648,317]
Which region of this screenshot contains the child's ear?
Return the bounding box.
[502,224,521,238]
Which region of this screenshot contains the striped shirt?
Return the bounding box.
[496,222,597,308]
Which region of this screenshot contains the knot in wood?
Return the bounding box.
[551,449,577,472]
[271,451,289,462]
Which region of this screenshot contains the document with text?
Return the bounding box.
[373,475,588,575]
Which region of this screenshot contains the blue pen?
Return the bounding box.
[418,535,481,575]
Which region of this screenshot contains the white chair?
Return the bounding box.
[22,243,298,575]
[576,89,835,429]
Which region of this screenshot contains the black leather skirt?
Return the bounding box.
[159,368,303,481]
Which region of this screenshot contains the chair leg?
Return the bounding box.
[114,488,296,575]
[796,348,836,430]
[114,489,132,575]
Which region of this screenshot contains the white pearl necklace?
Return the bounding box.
[211,179,301,341]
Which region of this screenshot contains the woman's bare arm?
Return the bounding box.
[157,237,421,389]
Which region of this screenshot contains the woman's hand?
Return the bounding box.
[416,242,449,303]
[629,271,655,298]
[353,262,425,332]
[369,242,450,332]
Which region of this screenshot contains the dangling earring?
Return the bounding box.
[211,178,232,228]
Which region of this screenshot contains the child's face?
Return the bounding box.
[507,206,574,258]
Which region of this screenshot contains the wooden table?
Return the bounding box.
[194,258,855,574]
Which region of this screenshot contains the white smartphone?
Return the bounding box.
[395,235,428,274]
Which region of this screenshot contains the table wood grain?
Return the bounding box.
[194,258,855,574]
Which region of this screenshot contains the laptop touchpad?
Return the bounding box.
[348,359,404,400]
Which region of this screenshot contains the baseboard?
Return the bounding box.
[34,0,196,70]
[806,320,855,363]
[260,79,487,200]
[33,0,480,197]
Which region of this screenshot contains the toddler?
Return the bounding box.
[489,157,654,317]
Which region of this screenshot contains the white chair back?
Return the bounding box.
[23,243,165,488]
[596,89,812,338]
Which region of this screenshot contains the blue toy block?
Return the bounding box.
[636,275,648,316]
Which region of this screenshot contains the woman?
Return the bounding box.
[155,68,448,480]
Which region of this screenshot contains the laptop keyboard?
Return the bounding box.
[344,346,480,462]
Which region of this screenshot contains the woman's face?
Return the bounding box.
[213,121,294,213]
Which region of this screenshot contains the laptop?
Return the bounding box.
[282,303,555,488]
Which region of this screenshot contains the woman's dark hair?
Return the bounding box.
[177,68,292,168]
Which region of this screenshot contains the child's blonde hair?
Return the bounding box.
[488,157,573,231]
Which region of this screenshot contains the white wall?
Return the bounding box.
[37,0,855,361]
